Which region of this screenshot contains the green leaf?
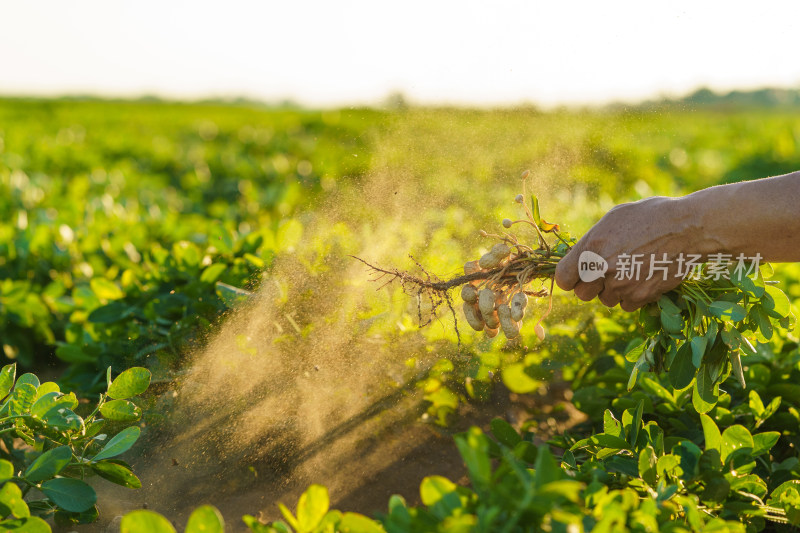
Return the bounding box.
[708,301,747,322]
[752,432,780,456]
[34,381,60,400]
[763,285,791,318]
[660,310,684,334]
[100,400,142,422]
[53,505,100,526]
[730,350,746,389]
[603,410,624,438]
[705,319,719,340]
[720,328,741,350]
[338,513,385,533]
[690,336,707,369]
[30,391,77,419]
[0,481,29,518]
[0,364,16,400]
[41,478,96,513]
[626,400,644,448]
[768,480,800,505]
[120,510,177,533]
[720,425,754,464]
[530,195,541,225]
[9,383,37,416]
[700,414,721,453]
[752,306,773,340]
[29,392,60,419]
[24,446,72,483]
[185,505,224,533]
[604,455,639,477]
[88,301,133,324]
[640,305,661,336]
[90,277,124,300]
[92,426,141,462]
[297,484,329,532]
[15,374,39,390]
[673,441,702,480]
[748,390,764,417]
[533,446,562,488]
[624,339,647,363]
[0,516,51,532]
[455,428,491,491]
[200,263,228,284]
[762,396,782,422]
[638,446,657,485]
[85,419,106,439]
[589,433,630,450]
[730,266,764,297]
[656,453,682,480]
[90,460,142,489]
[42,408,84,432]
[658,296,681,315]
[0,460,14,484]
[693,365,718,414]
[501,363,540,394]
[628,352,648,391]
[729,474,768,498]
[419,476,458,507]
[669,342,696,390]
[701,473,730,503]
[512,441,538,463]
[107,368,151,400]
[740,335,757,356]
[490,418,521,448]
[278,503,300,531]
[55,344,96,364]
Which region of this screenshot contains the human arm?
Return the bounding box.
[554,171,800,311]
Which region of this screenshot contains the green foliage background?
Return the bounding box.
[2,98,800,531]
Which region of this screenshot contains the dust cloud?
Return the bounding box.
[90,113,564,532]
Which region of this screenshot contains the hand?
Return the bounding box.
[555,196,693,311]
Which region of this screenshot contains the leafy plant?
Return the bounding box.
[0,364,150,529]
[625,264,795,414]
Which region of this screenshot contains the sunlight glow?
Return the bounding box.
[1,0,799,106]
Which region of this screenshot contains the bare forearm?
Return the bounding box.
[555,170,800,311]
[683,171,800,262]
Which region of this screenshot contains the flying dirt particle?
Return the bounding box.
[172,458,179,466]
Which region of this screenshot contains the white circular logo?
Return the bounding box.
[578,251,608,282]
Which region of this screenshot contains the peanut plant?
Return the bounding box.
[0,364,149,530]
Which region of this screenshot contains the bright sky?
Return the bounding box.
[2,1,799,107]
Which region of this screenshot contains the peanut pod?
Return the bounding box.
[478,243,511,269]
[498,304,520,339]
[510,292,528,322]
[464,260,481,275]
[461,284,478,304]
[462,302,485,331]
[478,288,496,316]
[483,309,500,329]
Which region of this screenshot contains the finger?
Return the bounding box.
[597,287,621,308]
[555,248,581,291]
[620,298,647,312]
[573,279,604,302]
